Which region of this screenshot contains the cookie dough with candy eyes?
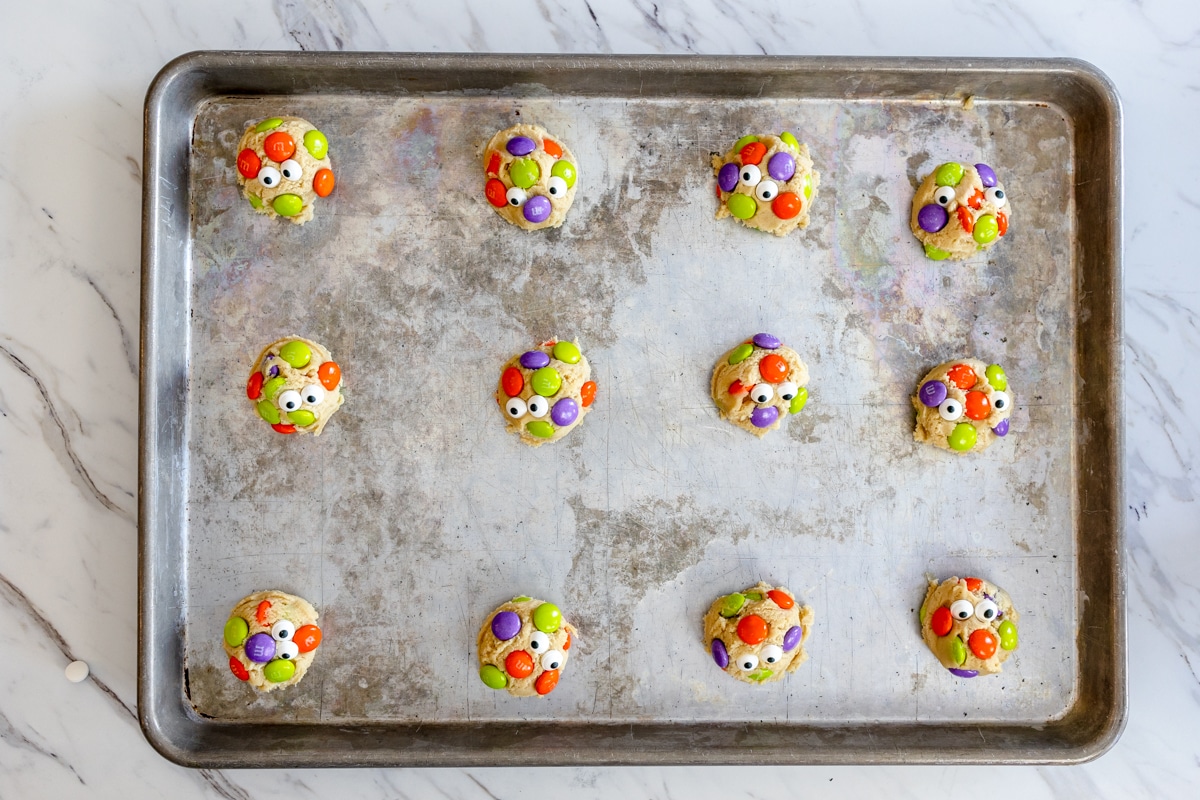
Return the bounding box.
[496,339,595,445]
[919,576,1019,677]
[482,124,578,230]
[235,116,334,224]
[246,337,345,436]
[711,132,819,236]
[912,358,1012,454]
[911,162,1011,260]
[477,597,576,697]
[703,582,814,685]
[711,333,810,437]
[223,590,323,692]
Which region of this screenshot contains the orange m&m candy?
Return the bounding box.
[739,141,766,166]
[263,131,296,162]
[485,178,508,208]
[931,606,953,636]
[313,168,335,197]
[543,139,562,158]
[534,669,559,695]
[580,380,597,408]
[964,577,983,592]
[485,151,502,176]
[237,148,261,179]
[318,361,341,390]
[246,371,264,400]
[947,363,977,390]
[229,656,250,681]
[964,390,991,420]
[772,192,801,220]
[505,650,534,679]
[997,212,1008,236]
[294,624,322,653]
[502,367,524,397]
[256,600,272,625]
[969,629,998,660]
[736,614,769,645]
[767,589,794,609]
[759,354,789,383]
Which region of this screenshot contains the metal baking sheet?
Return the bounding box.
[139,53,1124,767]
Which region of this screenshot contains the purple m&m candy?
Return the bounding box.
[550,397,579,426]
[993,418,1010,437]
[975,163,997,188]
[918,204,949,233]
[750,405,779,428]
[506,136,536,156]
[948,668,979,678]
[767,151,796,182]
[782,625,803,652]
[711,638,729,669]
[919,380,948,407]
[491,610,521,641]
[523,195,552,223]
[718,162,739,192]
[244,632,276,663]
[752,333,781,349]
[520,350,551,370]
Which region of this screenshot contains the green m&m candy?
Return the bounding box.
[254,117,283,133]
[223,617,249,647]
[973,214,999,244]
[480,664,508,689]
[948,422,977,452]
[262,375,286,401]
[526,420,555,439]
[303,129,328,160]
[552,341,581,364]
[734,134,759,151]
[263,658,296,683]
[509,157,541,189]
[985,364,1008,391]
[998,619,1019,651]
[279,340,312,368]
[532,602,562,633]
[531,367,562,397]
[728,343,754,365]
[247,193,264,210]
[727,193,757,220]
[256,400,281,424]
[924,243,951,261]
[719,593,746,618]
[789,387,809,415]
[288,409,316,427]
[272,194,304,217]
[935,162,965,187]
[779,131,799,150]
[948,636,967,665]
[550,160,576,188]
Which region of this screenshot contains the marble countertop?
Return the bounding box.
[2,0,1197,796]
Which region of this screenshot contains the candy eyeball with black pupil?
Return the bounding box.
[529,631,550,652]
[933,185,955,207]
[777,381,799,401]
[277,390,302,413]
[301,384,325,405]
[271,619,296,641]
[258,166,281,188]
[275,640,300,660]
[541,650,564,671]
[991,391,1010,412]
[547,176,568,197]
[754,180,778,202]
[760,644,784,665]
[750,383,774,404]
[739,164,761,187]
[985,186,1006,207]
[975,599,999,622]
[280,159,302,181]
[736,654,760,672]
[505,397,527,418]
[938,397,963,421]
[950,599,974,620]
[506,186,527,207]
[526,396,549,418]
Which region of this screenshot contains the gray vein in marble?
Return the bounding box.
[0,708,85,784]
[272,0,388,51]
[0,343,132,522]
[467,773,503,800]
[198,770,253,800]
[82,273,137,377]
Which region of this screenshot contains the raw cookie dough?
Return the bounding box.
[477,596,576,697]
[919,576,1019,677]
[223,590,323,692]
[912,358,1012,453]
[496,339,595,445]
[246,337,345,436]
[235,116,334,225]
[482,124,578,230]
[711,132,819,236]
[911,161,1011,260]
[703,582,814,685]
[711,333,809,437]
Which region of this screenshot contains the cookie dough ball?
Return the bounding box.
[711,333,809,437]
[711,132,819,236]
[235,116,334,225]
[703,582,813,685]
[497,340,595,445]
[247,337,345,436]
[223,590,323,692]
[482,124,578,230]
[912,358,1012,453]
[477,597,576,697]
[920,576,1019,677]
[911,162,1011,260]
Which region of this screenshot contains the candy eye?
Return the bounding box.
[991,391,1010,412]
[271,620,296,641]
[938,397,963,421]
[506,186,527,207]
[760,644,784,665]
[301,384,325,405]
[540,650,564,671]
[275,640,300,660]
[985,187,1006,208]
[547,176,569,197]
[975,599,999,622]
[279,159,302,181]
[526,396,549,418]
[505,397,527,418]
[933,185,956,207]
[777,381,799,401]
[739,164,761,187]
[529,631,550,652]
[750,383,774,404]
[754,179,778,202]
[736,653,760,672]
[950,599,974,621]
[277,390,302,413]
[257,166,281,188]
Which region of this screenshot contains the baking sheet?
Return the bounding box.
[140,53,1124,766]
